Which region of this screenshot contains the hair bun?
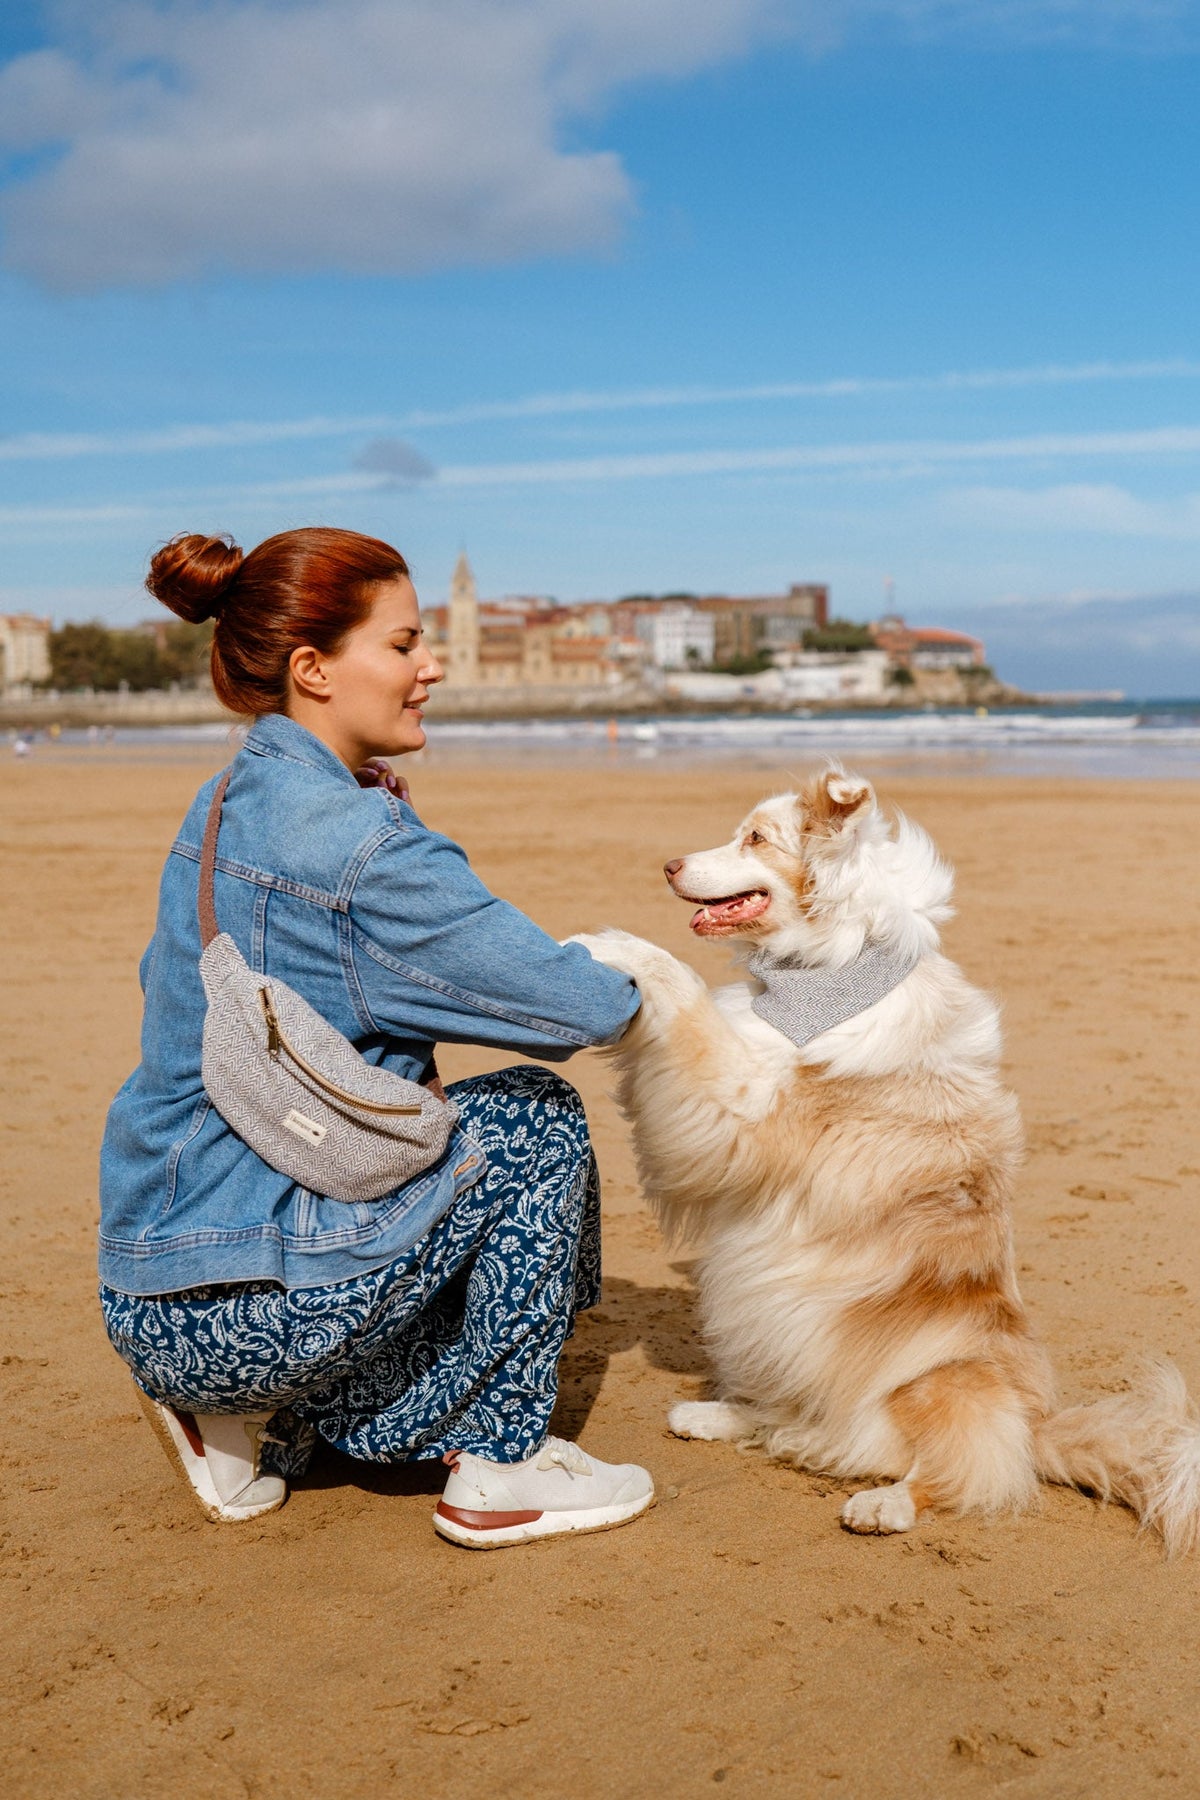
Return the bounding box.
[146,533,244,624]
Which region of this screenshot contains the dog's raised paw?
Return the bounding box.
[564,928,650,965]
[840,1483,918,1534]
[566,929,703,1003]
[667,1400,749,1442]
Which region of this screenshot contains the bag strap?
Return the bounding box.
[198,767,233,949]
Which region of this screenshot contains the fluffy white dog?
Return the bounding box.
[574,768,1200,1551]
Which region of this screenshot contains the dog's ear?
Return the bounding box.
[798,770,874,836]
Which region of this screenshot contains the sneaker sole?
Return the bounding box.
[137,1391,287,1525]
[432,1490,655,1550]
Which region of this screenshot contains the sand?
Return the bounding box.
[3,748,1200,1799]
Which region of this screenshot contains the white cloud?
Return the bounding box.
[0,0,1193,289]
[4,359,1199,463]
[944,482,1200,539]
[6,424,1200,541]
[0,0,786,289]
[0,500,153,526]
[395,359,1200,426]
[0,414,394,461]
[433,424,1200,485]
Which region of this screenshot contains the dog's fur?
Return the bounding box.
[573,769,1200,1550]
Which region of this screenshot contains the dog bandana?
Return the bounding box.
[747,941,921,1048]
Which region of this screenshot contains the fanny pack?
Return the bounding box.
[197,767,457,1203]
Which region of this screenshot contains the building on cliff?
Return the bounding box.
[871,614,986,671]
[17,575,987,708]
[633,603,716,670]
[423,554,616,691]
[611,583,828,667]
[0,613,51,693]
[706,583,828,663]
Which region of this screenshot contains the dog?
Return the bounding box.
[572,767,1200,1551]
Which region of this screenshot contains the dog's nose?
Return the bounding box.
[663,859,683,881]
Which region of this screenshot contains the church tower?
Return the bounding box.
[447,552,480,686]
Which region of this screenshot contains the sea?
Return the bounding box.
[9,699,1200,779]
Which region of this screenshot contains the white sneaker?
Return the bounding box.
[138,1391,288,1523]
[433,1436,654,1549]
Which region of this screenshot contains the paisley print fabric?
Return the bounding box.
[100,1067,600,1471]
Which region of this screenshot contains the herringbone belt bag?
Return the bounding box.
[197,767,457,1202]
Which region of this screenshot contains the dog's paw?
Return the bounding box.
[840,1483,918,1535]
[567,928,669,973]
[568,930,703,1004]
[667,1400,750,1443]
[566,928,641,965]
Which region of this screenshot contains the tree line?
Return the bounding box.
[44,620,213,692]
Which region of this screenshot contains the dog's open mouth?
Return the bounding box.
[688,890,771,936]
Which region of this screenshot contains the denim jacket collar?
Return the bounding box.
[243,711,359,786]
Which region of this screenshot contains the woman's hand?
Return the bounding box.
[355,759,410,802]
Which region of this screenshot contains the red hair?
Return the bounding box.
[147,527,410,717]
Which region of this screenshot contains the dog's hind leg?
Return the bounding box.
[841,1359,1039,1534]
[668,1399,757,1443]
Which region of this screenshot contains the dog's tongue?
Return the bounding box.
[690,891,770,935]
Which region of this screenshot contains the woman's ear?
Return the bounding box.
[288,644,330,702]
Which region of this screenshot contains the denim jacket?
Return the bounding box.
[99,713,639,1294]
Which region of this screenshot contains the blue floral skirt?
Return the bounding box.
[100,1066,600,1474]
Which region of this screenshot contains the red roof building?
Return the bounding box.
[872,614,986,670]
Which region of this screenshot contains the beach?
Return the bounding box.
[4,746,1200,1798]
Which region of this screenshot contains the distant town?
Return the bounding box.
[0,556,1024,724]
[421,555,1008,711]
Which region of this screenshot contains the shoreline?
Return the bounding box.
[6,699,1200,781]
[1,687,1050,731]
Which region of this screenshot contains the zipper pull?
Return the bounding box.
[259,987,282,1058]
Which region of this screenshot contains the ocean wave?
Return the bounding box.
[24,704,1200,777]
[431,710,1200,749]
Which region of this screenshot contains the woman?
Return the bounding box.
[99,527,653,1549]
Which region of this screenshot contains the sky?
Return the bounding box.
[1,0,1199,696]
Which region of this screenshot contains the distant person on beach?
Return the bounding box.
[98,527,653,1548]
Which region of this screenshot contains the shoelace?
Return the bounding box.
[244,1419,287,1482]
[535,1437,592,1477]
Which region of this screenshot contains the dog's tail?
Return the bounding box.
[1034,1361,1200,1557]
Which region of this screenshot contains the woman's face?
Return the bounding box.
[289,576,444,767]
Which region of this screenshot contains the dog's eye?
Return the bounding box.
[745,830,765,847]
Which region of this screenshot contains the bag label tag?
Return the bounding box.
[283,1108,327,1146]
